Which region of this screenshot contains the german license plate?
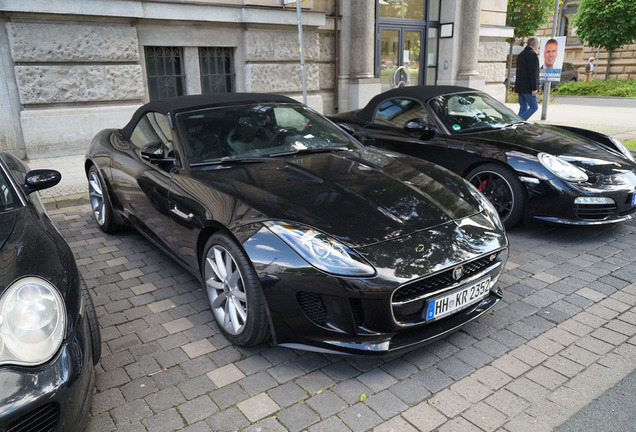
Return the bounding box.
[631,193,636,206]
[424,277,491,321]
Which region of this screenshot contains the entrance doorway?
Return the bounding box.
[379,28,424,91]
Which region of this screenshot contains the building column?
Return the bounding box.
[455,0,485,89]
[338,0,380,112]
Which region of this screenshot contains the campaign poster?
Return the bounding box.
[540,36,567,83]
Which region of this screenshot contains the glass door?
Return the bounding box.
[379,28,424,91]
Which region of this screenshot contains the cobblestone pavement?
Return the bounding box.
[51,206,636,432]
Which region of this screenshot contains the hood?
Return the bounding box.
[474,123,635,176]
[192,148,481,247]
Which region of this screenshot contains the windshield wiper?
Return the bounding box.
[267,146,349,157]
[192,156,275,166]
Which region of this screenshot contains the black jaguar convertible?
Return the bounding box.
[85,93,508,355]
[330,86,636,228]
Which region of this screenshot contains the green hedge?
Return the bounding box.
[553,80,636,97]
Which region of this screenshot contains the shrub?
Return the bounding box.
[553,80,636,97]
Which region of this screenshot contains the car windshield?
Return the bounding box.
[176,103,357,165]
[429,92,523,134]
[0,169,20,213]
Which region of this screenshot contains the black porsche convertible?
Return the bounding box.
[329,86,636,228]
[85,93,508,355]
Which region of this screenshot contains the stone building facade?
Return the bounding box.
[535,0,636,81]
[1,0,512,159]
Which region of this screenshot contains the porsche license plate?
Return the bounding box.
[424,277,491,321]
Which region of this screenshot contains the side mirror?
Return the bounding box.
[23,169,61,195]
[141,142,166,160]
[337,123,356,135]
[404,119,436,140]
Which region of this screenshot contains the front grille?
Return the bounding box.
[574,203,616,220]
[6,403,58,432]
[392,255,499,325]
[297,292,328,326]
[393,255,494,303]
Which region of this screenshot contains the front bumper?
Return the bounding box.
[243,215,508,355]
[523,170,636,225]
[0,309,95,432]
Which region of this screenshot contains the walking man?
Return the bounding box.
[515,37,540,120]
[584,57,595,82]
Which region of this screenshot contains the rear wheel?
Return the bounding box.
[467,163,526,228]
[202,233,269,346]
[88,165,120,233]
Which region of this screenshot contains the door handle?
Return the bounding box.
[170,205,194,221]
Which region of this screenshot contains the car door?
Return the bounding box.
[109,112,175,251]
[355,97,450,168]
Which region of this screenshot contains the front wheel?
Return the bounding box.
[467,163,526,228]
[88,165,120,233]
[202,233,270,346]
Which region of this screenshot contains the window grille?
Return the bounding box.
[145,47,185,100]
[199,47,235,94]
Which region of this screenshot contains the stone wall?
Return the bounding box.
[5,21,143,157]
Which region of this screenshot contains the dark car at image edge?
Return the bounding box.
[0,152,101,432]
[85,93,508,355]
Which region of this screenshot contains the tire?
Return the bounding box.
[81,278,102,365]
[88,165,120,233]
[467,163,526,228]
[202,232,270,346]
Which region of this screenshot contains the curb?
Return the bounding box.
[43,193,89,212]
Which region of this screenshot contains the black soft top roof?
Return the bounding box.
[357,85,477,121]
[120,93,298,140]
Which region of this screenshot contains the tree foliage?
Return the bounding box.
[506,0,557,41]
[573,0,636,52]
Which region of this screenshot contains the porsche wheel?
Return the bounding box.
[467,163,525,228]
[88,165,119,233]
[202,233,269,346]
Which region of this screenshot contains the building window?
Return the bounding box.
[199,47,235,94]
[145,47,186,100]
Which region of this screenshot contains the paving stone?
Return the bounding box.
[145,386,186,413]
[306,389,347,417]
[357,368,398,393]
[542,354,585,378]
[461,401,507,432]
[484,388,529,417]
[239,370,278,396]
[332,378,372,405]
[412,367,453,393]
[178,375,217,400]
[237,393,280,423]
[296,370,336,394]
[205,407,251,431]
[510,345,548,367]
[210,382,250,410]
[90,388,126,415]
[436,355,475,380]
[380,357,419,380]
[437,416,483,432]
[242,417,287,432]
[338,403,383,432]
[401,401,446,432]
[142,408,184,432]
[450,376,493,403]
[182,339,216,358]
[111,399,153,425]
[121,376,157,401]
[206,363,245,388]
[428,388,471,417]
[387,377,431,405]
[321,360,361,381]
[178,395,218,425]
[505,377,549,403]
[525,365,568,390]
[364,390,408,420]
[372,416,419,432]
[268,361,306,383]
[307,416,350,432]
[277,402,319,432]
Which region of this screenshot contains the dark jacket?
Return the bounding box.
[515,45,539,94]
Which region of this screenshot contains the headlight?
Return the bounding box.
[0,277,66,366]
[538,153,588,182]
[264,221,375,277]
[466,181,504,231]
[609,137,636,163]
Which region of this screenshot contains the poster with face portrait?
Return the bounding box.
[540,36,567,82]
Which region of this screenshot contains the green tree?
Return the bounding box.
[505,0,557,98]
[573,0,636,80]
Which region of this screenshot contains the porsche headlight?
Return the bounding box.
[466,181,504,231]
[0,277,66,366]
[609,137,636,163]
[538,153,588,182]
[264,221,375,277]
